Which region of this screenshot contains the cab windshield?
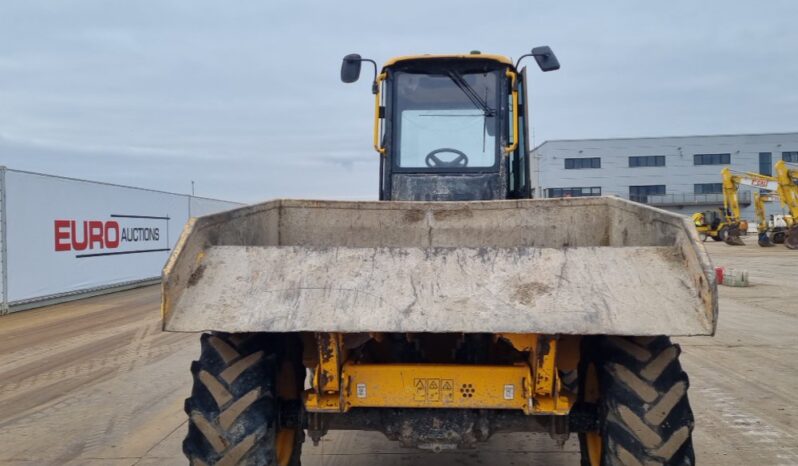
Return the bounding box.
[392,68,500,170]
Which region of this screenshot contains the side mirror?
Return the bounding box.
[341,54,362,83]
[531,46,560,72]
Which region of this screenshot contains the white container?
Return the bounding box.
[722,268,750,287]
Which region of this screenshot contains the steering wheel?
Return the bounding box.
[425,148,469,168]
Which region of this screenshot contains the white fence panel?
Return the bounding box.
[4,169,242,308]
[0,167,7,314]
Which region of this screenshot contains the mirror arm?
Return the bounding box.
[514,53,534,70]
[359,58,379,94]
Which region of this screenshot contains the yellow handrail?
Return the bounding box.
[373,73,387,155]
[504,69,519,154]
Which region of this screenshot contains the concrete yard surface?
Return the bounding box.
[0,238,796,465]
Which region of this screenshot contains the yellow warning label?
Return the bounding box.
[441,379,454,402]
[414,379,426,401]
[413,378,455,403]
[427,379,440,402]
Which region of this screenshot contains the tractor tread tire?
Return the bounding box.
[717,225,728,241]
[598,336,695,466]
[184,333,301,466]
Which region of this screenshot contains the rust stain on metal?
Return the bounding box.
[319,369,333,388]
[186,264,205,288]
[318,334,334,362]
[536,337,551,366]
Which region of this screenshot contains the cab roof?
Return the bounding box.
[382,53,514,70]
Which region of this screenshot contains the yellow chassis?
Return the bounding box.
[305,333,576,416]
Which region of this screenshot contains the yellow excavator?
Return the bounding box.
[720,167,778,246]
[774,160,798,249]
[721,161,798,248]
[753,192,792,247]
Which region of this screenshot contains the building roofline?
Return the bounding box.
[531,131,798,152]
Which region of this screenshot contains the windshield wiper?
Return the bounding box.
[446,71,495,117]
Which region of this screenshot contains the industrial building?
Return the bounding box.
[531,132,798,220]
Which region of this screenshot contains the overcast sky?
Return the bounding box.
[1,1,796,202]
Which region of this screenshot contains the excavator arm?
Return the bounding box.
[723,162,797,249]
[754,193,775,233]
[720,168,780,246]
[774,161,798,249]
[720,168,744,245]
[720,168,774,245]
[754,192,778,247]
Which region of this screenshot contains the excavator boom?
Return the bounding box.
[774,161,798,249]
[721,168,780,246]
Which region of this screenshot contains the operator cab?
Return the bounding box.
[341,49,559,201]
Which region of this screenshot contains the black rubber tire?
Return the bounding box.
[787,225,798,249]
[710,227,726,241]
[579,336,696,466]
[787,237,798,250]
[183,333,303,466]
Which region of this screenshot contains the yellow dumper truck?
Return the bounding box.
[163,48,717,465]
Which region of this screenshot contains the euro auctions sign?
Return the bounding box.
[3,168,242,305]
[53,214,170,258]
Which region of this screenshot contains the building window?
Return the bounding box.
[629,185,665,203]
[547,187,601,198]
[783,151,798,163]
[759,152,772,176]
[693,153,731,165]
[694,183,723,194]
[564,157,601,169]
[629,155,665,167]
